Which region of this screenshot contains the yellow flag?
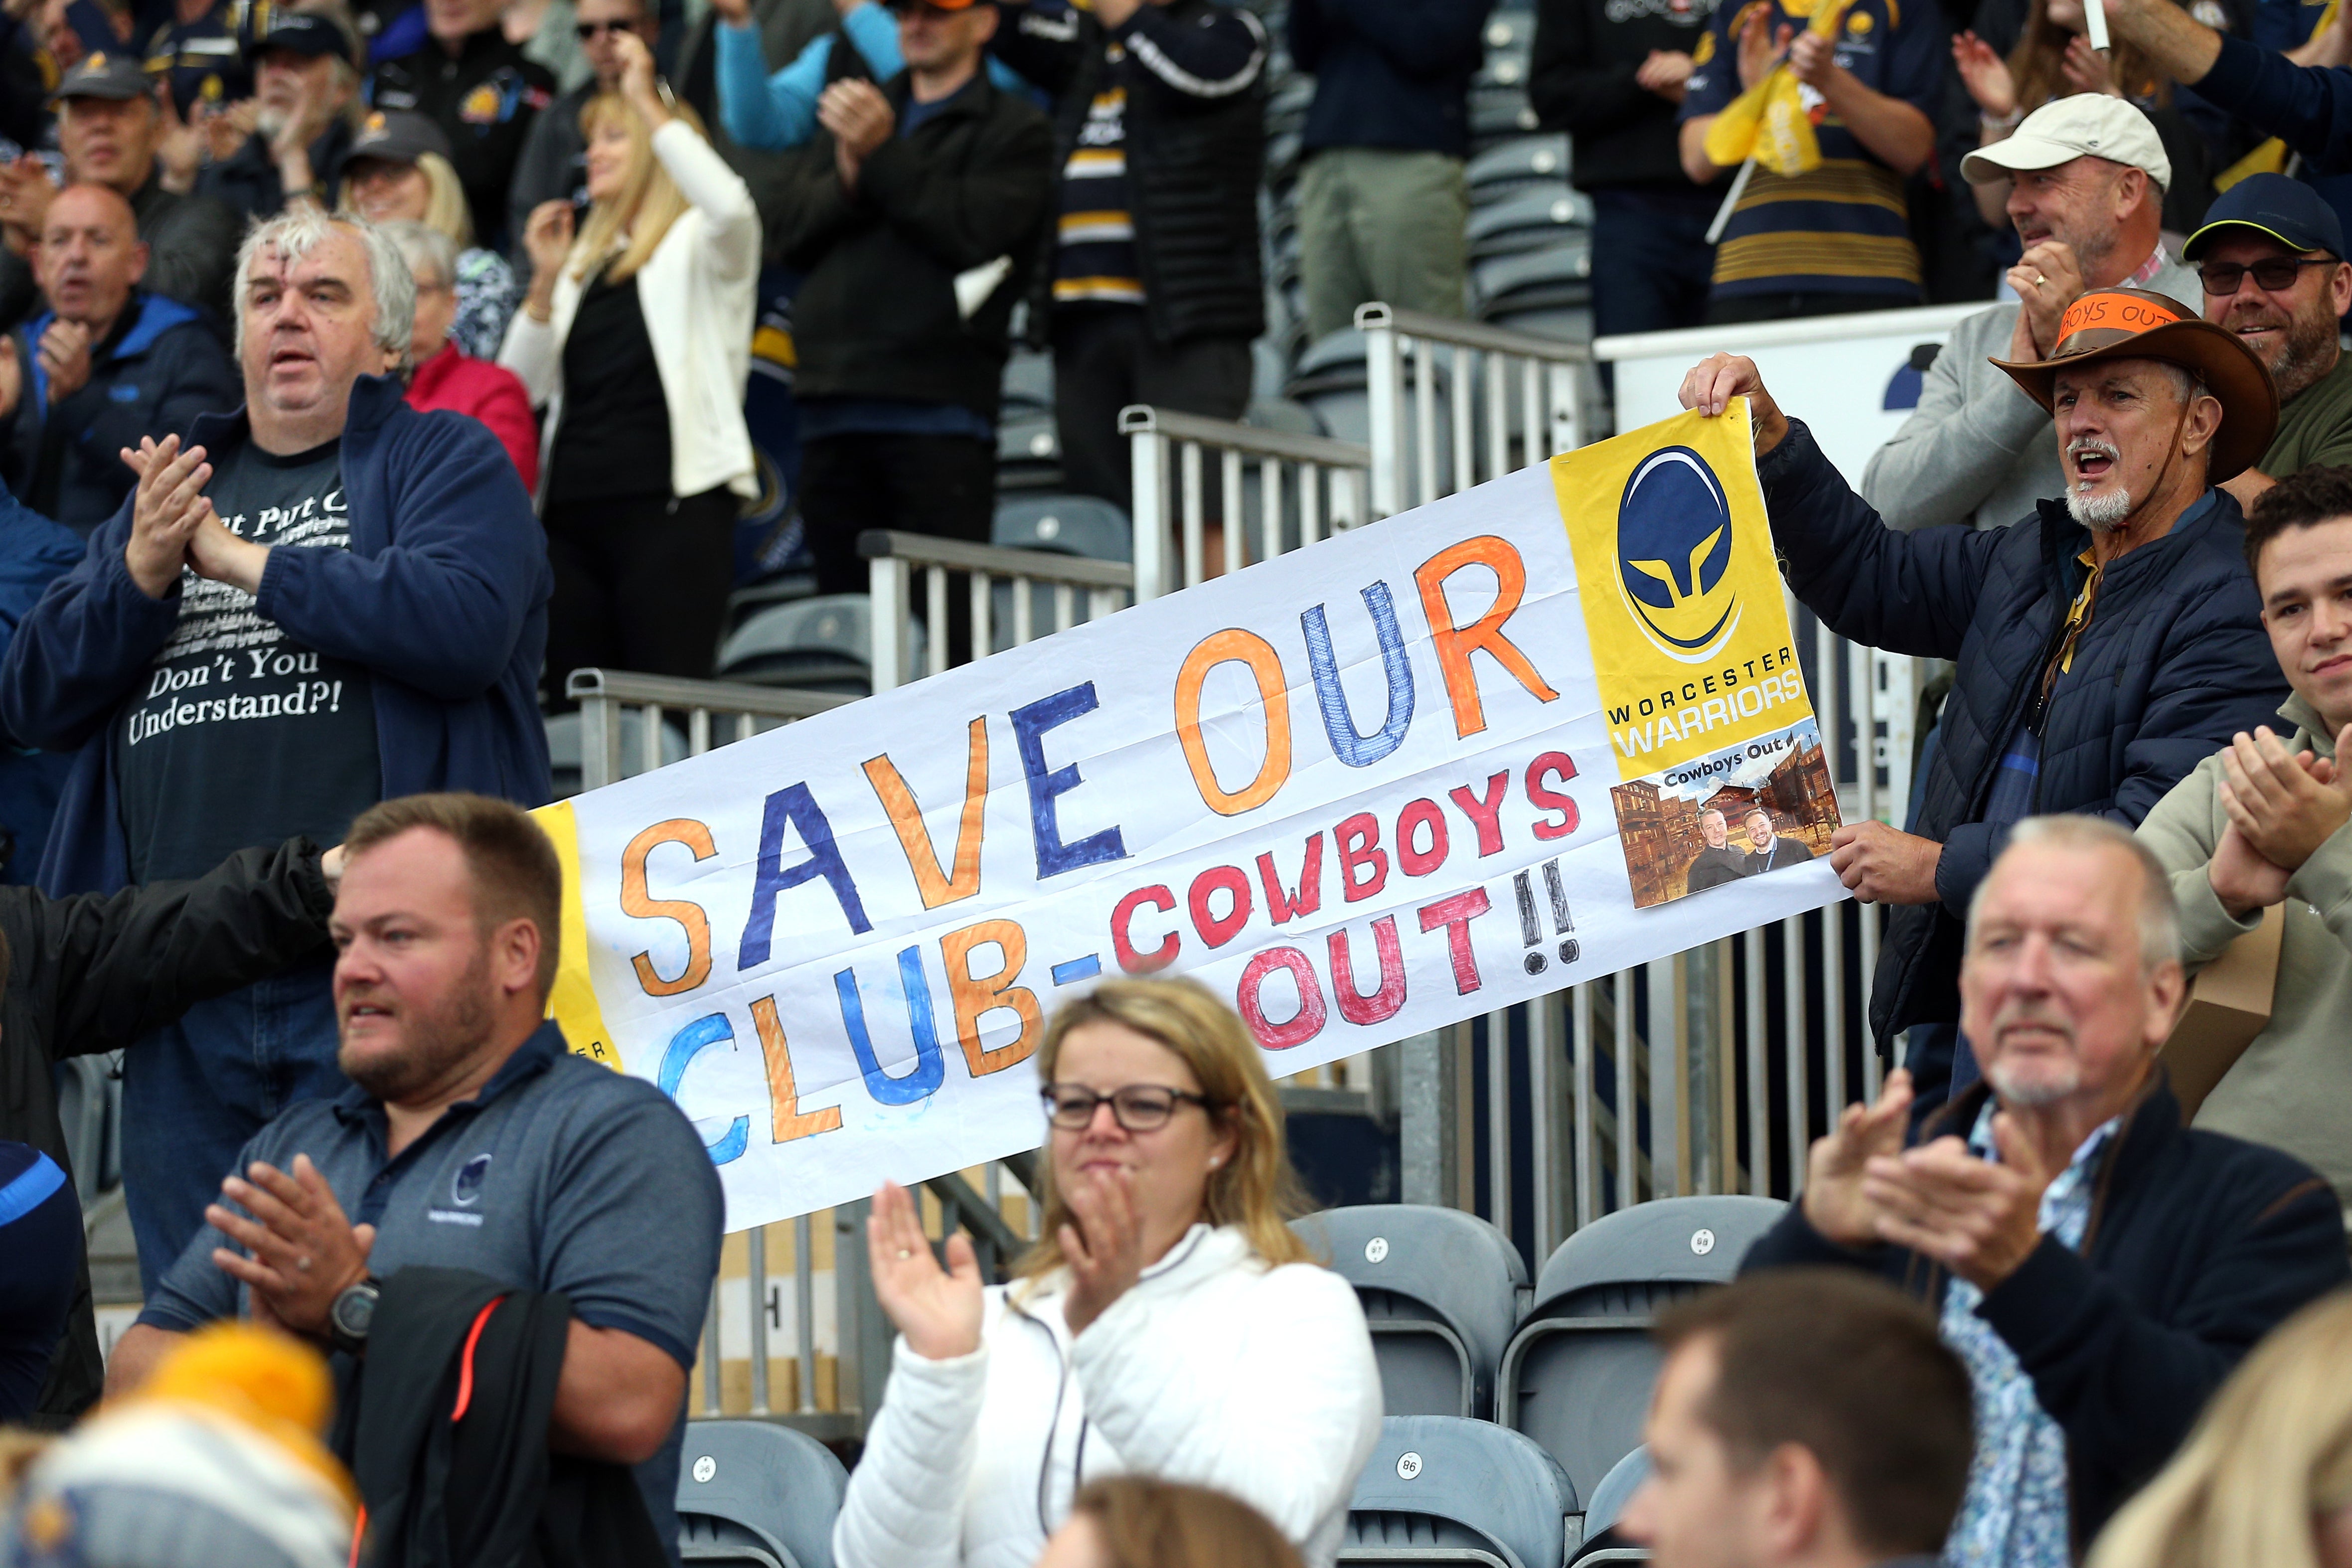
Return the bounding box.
[1701,0,1856,177]
[533,798,623,1070]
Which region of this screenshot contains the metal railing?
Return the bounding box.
[568,668,852,793]
[1121,405,1372,599]
[1356,302,1604,519]
[860,529,1135,692]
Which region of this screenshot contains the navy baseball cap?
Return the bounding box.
[346,108,452,165]
[250,9,358,62]
[49,51,154,103]
[2185,173,2347,261]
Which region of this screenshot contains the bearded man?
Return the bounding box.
[1679,290,2290,1118]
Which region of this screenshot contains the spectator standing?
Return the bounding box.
[107,793,725,1561]
[0,207,550,1292]
[2139,465,2352,1215]
[141,0,252,122]
[0,52,240,328]
[503,31,756,687]
[369,0,555,250]
[0,1142,79,1426]
[0,183,237,534]
[197,10,366,226]
[989,0,1260,523]
[1288,0,1488,341]
[2087,1290,2352,1568]
[1951,0,2215,233]
[341,108,522,358]
[1743,817,2352,1560]
[1678,298,2289,1116]
[1677,0,1942,322]
[1862,98,2194,534]
[0,833,336,1425]
[388,220,535,487]
[1530,0,1724,340]
[2093,0,2352,178]
[711,0,1034,151]
[832,979,1382,1568]
[503,0,656,250]
[1616,1271,1974,1568]
[2189,175,2352,507]
[1037,1478,1308,1568]
[0,478,83,888]
[771,0,1050,631]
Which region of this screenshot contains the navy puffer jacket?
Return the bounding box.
[1757,419,2289,1044]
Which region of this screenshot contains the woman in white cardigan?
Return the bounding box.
[834,979,1384,1568]
[499,30,758,688]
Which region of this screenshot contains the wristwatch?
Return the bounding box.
[326,1276,381,1356]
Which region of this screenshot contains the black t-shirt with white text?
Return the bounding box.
[115,438,382,882]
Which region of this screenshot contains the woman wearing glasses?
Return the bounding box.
[832,978,1382,1568]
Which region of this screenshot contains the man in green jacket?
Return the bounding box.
[2140,463,2352,1222]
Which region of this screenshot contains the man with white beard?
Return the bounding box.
[1679,294,2289,1117]
[1739,816,2350,1564]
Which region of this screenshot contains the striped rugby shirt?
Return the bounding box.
[1678,0,1942,303]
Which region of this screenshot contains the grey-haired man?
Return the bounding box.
[0,208,551,1293]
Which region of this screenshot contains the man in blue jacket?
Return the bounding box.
[1741,817,2349,1561]
[1679,287,2291,1117]
[0,183,238,536]
[0,479,84,885]
[0,205,552,1292]
[2099,0,2352,181]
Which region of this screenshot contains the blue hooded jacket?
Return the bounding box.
[0,374,554,896]
[0,479,85,883]
[1,292,239,537]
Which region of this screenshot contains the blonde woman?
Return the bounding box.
[1037,1476,1308,1568]
[500,27,759,687]
[338,109,523,361]
[2087,1289,2352,1568]
[832,979,1383,1568]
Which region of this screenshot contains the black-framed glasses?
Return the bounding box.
[1041,1083,1211,1132]
[2198,257,2338,295]
[574,18,642,38]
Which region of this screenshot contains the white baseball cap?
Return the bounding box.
[1960,95,2172,193]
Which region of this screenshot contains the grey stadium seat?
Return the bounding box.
[1499,1197,1785,1504]
[716,593,920,697]
[544,710,688,800]
[1482,9,1537,52]
[1468,189,1592,262]
[992,494,1131,562]
[676,1420,849,1568]
[1568,1447,1652,1567]
[1294,1205,1525,1419]
[1469,135,1571,206]
[1344,1415,1578,1568]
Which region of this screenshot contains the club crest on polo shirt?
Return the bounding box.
[429,1153,493,1225]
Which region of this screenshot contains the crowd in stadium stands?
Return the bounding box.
[10,0,2352,1561]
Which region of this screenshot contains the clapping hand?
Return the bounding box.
[1059,1164,1148,1337]
[2007,239,2086,360]
[1635,48,1694,101]
[0,337,18,419]
[1801,1069,1914,1246]
[1952,30,2017,117]
[613,29,669,126]
[1862,1113,2053,1290]
[1736,7,1792,90]
[2209,819,2292,917]
[119,434,213,599]
[2059,32,2121,95]
[819,79,895,191]
[2218,725,2352,873]
[1789,28,1839,87]
[867,1180,984,1361]
[207,1154,377,1339]
[37,317,91,404]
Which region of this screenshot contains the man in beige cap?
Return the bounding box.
[1861,96,2198,533]
[1679,288,2287,1117]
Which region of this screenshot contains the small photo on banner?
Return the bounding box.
[1553,397,1842,908]
[1610,718,1839,909]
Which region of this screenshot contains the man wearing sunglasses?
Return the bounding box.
[2188,174,2352,511]
[503,0,656,265]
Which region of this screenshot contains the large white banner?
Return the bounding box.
[539,410,1850,1231]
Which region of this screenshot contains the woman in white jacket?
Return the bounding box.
[500,30,759,689]
[834,978,1383,1568]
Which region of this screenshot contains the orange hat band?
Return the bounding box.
[2055,290,2189,344]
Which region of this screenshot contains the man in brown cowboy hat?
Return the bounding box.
[1677,289,2290,1117]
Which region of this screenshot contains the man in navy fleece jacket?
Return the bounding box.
[2097,0,2352,175]
[0,206,551,1295]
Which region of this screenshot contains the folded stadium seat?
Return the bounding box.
[1293,1205,1526,1419]
[1001,348,1055,424]
[1470,85,1541,155]
[1499,1197,1786,1504]
[1267,128,1306,194]
[1475,44,1531,93]
[996,413,1064,494]
[1268,74,1316,136]
[1468,188,1593,262]
[1343,1415,1578,1568]
[1483,9,1537,53]
[1285,329,1454,498]
[715,593,919,697]
[724,573,817,640]
[544,709,689,799]
[1568,1448,1652,1568]
[54,1055,115,1200]
[993,493,1132,561]
[1468,135,1572,208]
[1473,239,1596,348]
[676,1420,849,1568]
[1252,337,1296,404]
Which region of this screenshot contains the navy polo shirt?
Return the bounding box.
[141,1020,724,1558]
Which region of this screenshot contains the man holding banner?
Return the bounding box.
[1683,286,2290,1114]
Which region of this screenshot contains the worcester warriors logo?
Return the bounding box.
[1616,445,1741,664]
[452,1153,492,1206]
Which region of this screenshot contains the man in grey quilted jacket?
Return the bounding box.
[1861,95,2198,533]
